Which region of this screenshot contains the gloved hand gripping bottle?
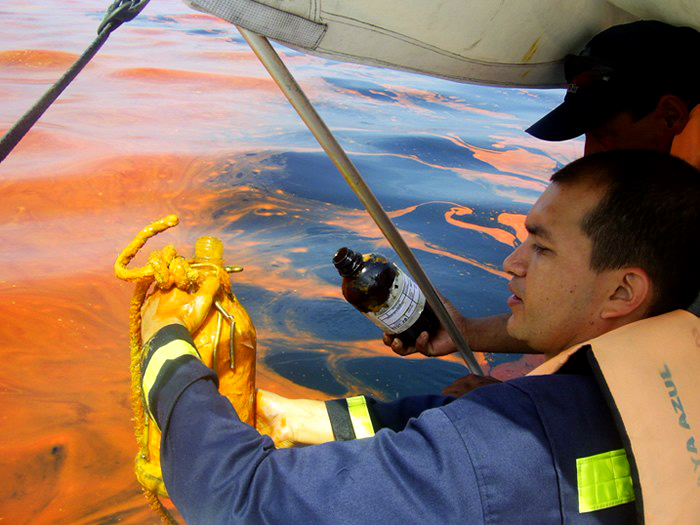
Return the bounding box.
[333,247,439,347]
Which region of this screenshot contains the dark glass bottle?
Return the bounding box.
[333,247,439,347]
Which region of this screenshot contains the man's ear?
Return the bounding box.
[600,268,652,320]
[655,94,690,136]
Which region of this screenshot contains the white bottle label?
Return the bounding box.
[366,267,425,334]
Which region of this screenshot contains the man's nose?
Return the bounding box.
[503,243,527,276]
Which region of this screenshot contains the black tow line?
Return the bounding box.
[0,0,151,164]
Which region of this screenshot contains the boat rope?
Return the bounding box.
[236,27,484,375]
[0,0,151,164]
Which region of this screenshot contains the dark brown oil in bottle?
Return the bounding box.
[333,247,438,347]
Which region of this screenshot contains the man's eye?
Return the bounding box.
[532,244,549,254]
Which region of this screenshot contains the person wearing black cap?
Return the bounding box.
[385,21,700,377]
[527,20,700,160]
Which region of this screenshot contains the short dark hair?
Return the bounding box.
[550,150,700,316]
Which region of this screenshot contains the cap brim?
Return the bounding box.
[525,101,589,142]
[526,79,626,142]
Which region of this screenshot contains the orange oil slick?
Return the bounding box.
[348,148,548,194]
[445,206,517,247]
[0,151,333,523]
[324,207,511,279]
[498,212,528,244]
[0,49,79,68]
[466,143,557,179]
[112,67,277,92]
[0,273,183,525]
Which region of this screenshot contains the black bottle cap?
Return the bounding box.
[333,247,363,277]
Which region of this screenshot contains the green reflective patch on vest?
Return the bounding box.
[346,396,375,439]
[577,449,635,513]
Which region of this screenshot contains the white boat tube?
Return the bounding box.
[187,0,700,88]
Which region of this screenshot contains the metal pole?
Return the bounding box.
[238,28,483,375]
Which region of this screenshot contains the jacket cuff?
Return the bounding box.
[142,324,216,430]
[325,396,380,440]
[155,356,218,434]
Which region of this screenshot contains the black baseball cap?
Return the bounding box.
[526,21,700,141]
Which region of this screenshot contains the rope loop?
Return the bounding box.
[99,0,151,35]
[115,215,179,283]
[148,247,202,291]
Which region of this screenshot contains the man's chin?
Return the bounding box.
[505,314,517,335]
[505,314,526,343]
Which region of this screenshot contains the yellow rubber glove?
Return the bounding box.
[140,275,221,428]
[141,275,220,343]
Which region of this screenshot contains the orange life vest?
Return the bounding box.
[529,310,700,524]
[671,105,700,170]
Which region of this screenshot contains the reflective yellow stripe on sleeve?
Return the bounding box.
[577,449,635,513]
[142,339,200,419]
[346,395,375,439]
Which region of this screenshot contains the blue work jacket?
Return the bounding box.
[153,348,637,524]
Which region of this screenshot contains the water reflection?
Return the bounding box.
[0,0,579,523]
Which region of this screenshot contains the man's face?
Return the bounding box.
[584,110,673,155]
[503,180,615,356]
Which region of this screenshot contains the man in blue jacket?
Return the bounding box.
[139,150,699,524]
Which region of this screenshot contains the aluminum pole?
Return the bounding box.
[238,27,483,375]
